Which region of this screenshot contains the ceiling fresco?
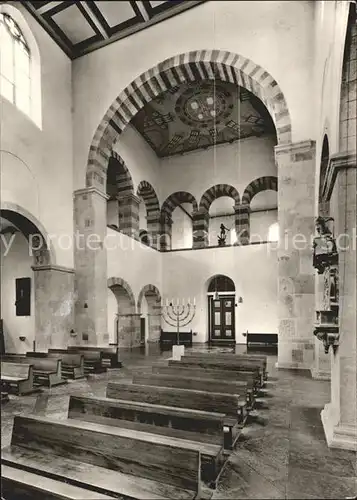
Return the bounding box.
[130,81,276,158]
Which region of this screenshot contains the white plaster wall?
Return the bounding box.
[162,243,278,343]
[159,136,277,204]
[73,0,315,190]
[106,227,162,307]
[250,210,278,242]
[0,231,35,353]
[171,207,193,249]
[0,3,73,268]
[313,0,351,208]
[113,125,162,200]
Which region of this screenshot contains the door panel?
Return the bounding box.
[209,295,235,343]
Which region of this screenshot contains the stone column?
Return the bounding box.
[148,303,162,342]
[234,204,250,245]
[321,152,357,450]
[117,313,141,347]
[275,140,316,369]
[118,193,140,238]
[146,211,161,250]
[192,209,209,248]
[74,187,108,345]
[32,265,75,351]
[159,214,173,251]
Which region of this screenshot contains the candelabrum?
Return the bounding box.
[161,298,196,345]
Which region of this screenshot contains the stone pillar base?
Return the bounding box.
[310,367,331,380]
[321,403,357,451]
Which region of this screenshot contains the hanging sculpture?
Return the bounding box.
[312,216,339,353]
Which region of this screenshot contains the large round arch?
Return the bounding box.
[86,50,292,189]
[0,201,55,265]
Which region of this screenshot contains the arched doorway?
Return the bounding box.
[107,278,138,348]
[1,205,56,353]
[137,285,162,343]
[207,274,236,345]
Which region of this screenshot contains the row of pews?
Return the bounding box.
[2,350,268,499]
[1,345,122,395]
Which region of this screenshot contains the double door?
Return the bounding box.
[209,295,235,344]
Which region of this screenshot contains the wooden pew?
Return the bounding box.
[133,373,248,421]
[153,365,255,406]
[32,351,85,379]
[68,345,122,368]
[107,382,242,449]
[173,357,262,387]
[50,348,106,374]
[2,464,116,499]
[185,352,267,383]
[2,415,203,499]
[68,395,225,485]
[2,356,63,388]
[168,359,260,391]
[1,362,34,395]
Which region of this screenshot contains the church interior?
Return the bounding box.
[0,0,356,498]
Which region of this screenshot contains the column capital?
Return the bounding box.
[31,264,75,274]
[74,187,109,201]
[275,139,316,159]
[322,151,357,201]
[119,193,141,204]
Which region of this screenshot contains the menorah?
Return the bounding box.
[161,298,196,346]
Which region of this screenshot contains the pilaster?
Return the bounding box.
[160,214,173,251]
[275,140,316,369]
[118,193,140,237]
[31,265,75,350]
[73,187,109,345]
[321,151,357,451]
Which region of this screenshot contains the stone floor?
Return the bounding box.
[1,344,356,499]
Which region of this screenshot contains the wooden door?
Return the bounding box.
[140,317,146,344]
[209,295,235,343]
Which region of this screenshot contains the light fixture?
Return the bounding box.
[190,101,198,109]
[214,291,219,301]
[238,296,243,304]
[84,302,88,309]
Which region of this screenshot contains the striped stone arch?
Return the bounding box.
[87,50,292,189]
[199,184,241,213]
[108,151,134,197]
[241,176,278,205]
[136,181,160,216]
[107,277,135,309]
[161,191,198,218]
[137,284,162,314]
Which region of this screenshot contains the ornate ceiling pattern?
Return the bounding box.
[131,81,276,157]
[23,1,204,59]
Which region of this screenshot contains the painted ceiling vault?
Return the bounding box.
[130,81,276,157]
[23,1,205,59]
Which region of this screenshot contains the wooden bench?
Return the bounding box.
[133,373,248,422]
[160,329,193,348]
[2,415,203,499]
[168,359,260,390]
[51,348,106,374]
[244,332,278,351]
[2,356,64,388]
[27,351,85,380]
[107,382,242,449]
[184,353,267,384]
[2,464,116,499]
[68,395,225,485]
[1,362,34,395]
[68,345,122,368]
[153,365,255,407]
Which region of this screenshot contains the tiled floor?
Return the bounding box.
[1,344,356,499]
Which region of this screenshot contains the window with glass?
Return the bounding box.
[0,13,31,116]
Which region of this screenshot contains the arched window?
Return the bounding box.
[268,222,279,242]
[0,13,31,116]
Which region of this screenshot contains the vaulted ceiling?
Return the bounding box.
[130,80,276,158]
[23,1,205,59]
